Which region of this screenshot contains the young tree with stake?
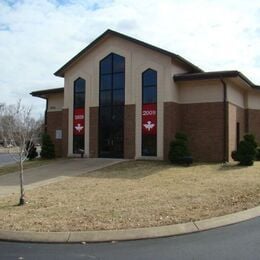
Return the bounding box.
[0,100,39,205]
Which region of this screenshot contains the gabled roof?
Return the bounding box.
[174,70,260,89]
[54,29,203,77]
[30,87,64,99]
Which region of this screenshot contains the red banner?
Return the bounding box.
[73,108,85,136]
[142,104,157,136]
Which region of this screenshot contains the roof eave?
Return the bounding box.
[30,87,64,98]
[174,71,258,89]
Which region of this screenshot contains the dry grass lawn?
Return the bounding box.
[0,160,260,232]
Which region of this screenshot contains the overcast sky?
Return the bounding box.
[1,0,260,118]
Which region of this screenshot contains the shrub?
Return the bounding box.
[168,132,192,165]
[256,147,260,161]
[26,141,38,160]
[236,134,257,166]
[244,134,258,149]
[40,133,55,159]
[231,150,238,161]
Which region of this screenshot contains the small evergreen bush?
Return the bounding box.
[168,132,192,165]
[40,133,55,159]
[256,147,260,161]
[236,134,257,166]
[244,134,258,149]
[26,141,38,160]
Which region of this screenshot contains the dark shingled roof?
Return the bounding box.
[54,29,203,77]
[174,70,260,89]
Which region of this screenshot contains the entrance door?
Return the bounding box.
[99,106,124,158]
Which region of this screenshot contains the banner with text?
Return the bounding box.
[142,103,157,136]
[73,108,85,136]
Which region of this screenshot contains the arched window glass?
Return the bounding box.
[99,53,125,158]
[142,69,157,104]
[74,78,85,108]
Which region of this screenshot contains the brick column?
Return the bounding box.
[61,108,69,157]
[124,104,136,159]
[89,107,99,158]
[46,111,63,157]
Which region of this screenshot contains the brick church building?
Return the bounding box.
[31,29,260,162]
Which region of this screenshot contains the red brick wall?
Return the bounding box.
[163,102,180,160]
[248,109,260,144]
[46,111,63,157]
[228,104,236,160]
[89,107,99,158]
[237,106,246,137]
[228,103,246,160]
[124,105,136,159]
[180,102,224,162]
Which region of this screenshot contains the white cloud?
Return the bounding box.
[0,0,260,118]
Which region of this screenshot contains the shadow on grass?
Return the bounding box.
[78,160,177,180]
[218,163,249,171]
[78,160,207,180]
[0,203,19,210]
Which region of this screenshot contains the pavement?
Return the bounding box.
[0,157,259,243]
[0,153,18,166]
[1,217,260,260]
[0,157,125,198]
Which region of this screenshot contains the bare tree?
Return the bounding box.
[0,100,39,205]
[0,103,4,111]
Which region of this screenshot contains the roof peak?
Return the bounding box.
[54,29,202,77]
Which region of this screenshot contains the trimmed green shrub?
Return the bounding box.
[244,134,258,149]
[26,141,38,160]
[256,147,260,161]
[40,133,55,159]
[236,134,257,166]
[168,132,192,165]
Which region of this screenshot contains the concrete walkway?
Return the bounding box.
[0,158,124,197]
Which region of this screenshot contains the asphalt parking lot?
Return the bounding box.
[0,153,18,166]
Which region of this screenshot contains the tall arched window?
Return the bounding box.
[99,53,125,158]
[73,77,85,154]
[142,69,157,156]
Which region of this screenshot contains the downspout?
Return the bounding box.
[44,98,48,133]
[244,92,249,133]
[221,79,228,163]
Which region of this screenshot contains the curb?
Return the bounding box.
[0,206,260,243]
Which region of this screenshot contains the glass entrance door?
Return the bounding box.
[99,107,124,158]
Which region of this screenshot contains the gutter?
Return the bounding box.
[221,79,228,162]
[44,99,48,133]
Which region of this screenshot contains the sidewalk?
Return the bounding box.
[0,158,124,197]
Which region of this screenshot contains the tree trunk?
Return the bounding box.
[19,158,25,206]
